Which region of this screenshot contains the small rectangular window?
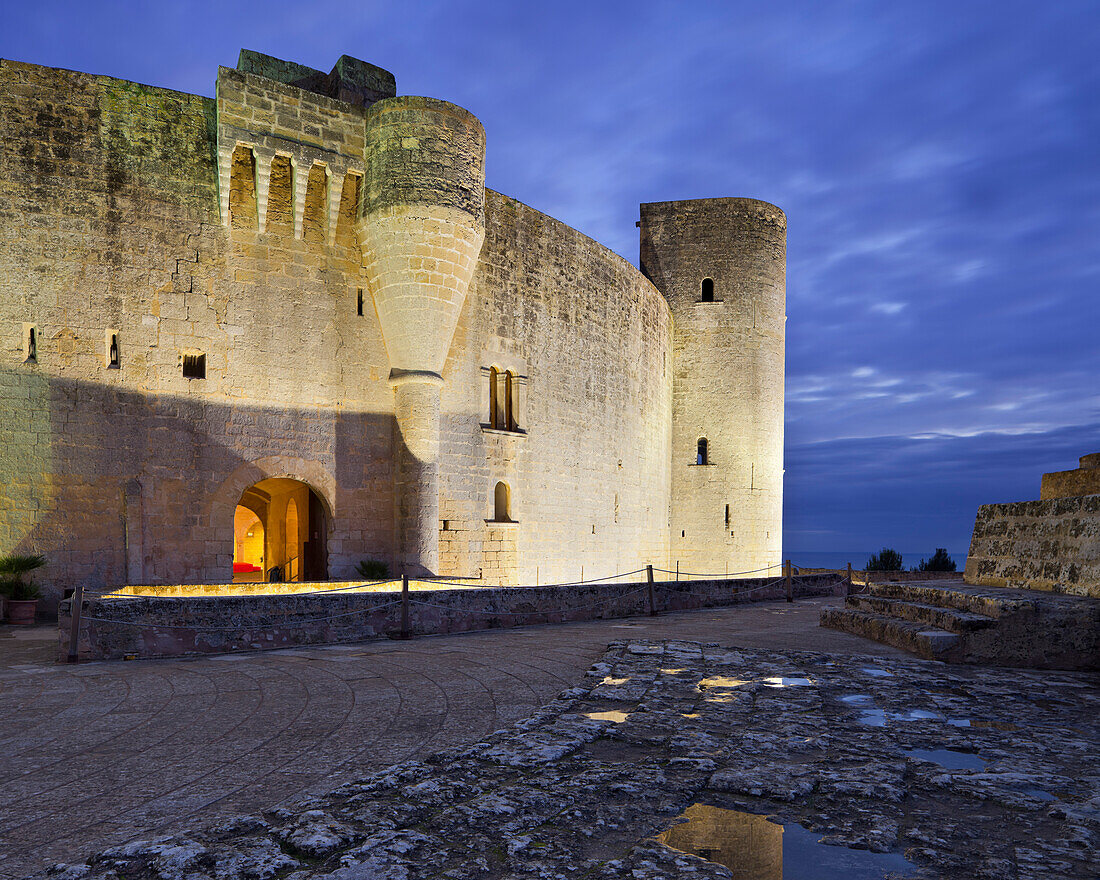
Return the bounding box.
[357,288,364,316]
[182,353,206,379]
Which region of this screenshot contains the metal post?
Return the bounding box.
[67,582,85,663]
[400,574,411,640]
[675,560,679,581]
[785,559,793,603]
[646,564,658,617]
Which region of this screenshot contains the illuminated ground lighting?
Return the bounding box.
[102,578,488,600]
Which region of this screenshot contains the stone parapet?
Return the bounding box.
[1040,452,1100,500]
[964,494,1100,597]
[58,574,844,662]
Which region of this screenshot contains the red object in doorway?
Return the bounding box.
[233,562,262,574]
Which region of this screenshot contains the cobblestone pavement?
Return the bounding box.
[46,639,1099,880]
[0,597,901,878]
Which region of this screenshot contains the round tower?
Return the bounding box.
[357,96,486,576]
[639,198,786,577]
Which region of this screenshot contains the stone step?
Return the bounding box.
[819,607,961,661]
[863,581,1036,619]
[847,595,996,633]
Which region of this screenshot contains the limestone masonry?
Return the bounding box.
[965,453,1100,599]
[0,51,786,607]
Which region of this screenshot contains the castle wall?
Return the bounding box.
[964,495,1100,598]
[639,199,786,577]
[0,60,397,605]
[0,58,676,601]
[441,192,674,585]
[1040,454,1100,500]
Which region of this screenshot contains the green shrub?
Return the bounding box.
[355,559,390,580]
[0,579,40,600]
[866,548,903,571]
[917,548,957,572]
[0,554,46,600]
[0,554,46,577]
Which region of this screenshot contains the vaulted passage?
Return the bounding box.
[233,478,328,582]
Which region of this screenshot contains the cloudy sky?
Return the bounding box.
[4,0,1097,564]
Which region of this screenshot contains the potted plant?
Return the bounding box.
[0,554,46,626]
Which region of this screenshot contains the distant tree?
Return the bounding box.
[917,548,956,572]
[866,548,903,571]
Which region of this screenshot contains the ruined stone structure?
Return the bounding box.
[965,453,1100,598]
[0,51,786,606]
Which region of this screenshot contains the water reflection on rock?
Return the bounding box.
[658,803,918,879]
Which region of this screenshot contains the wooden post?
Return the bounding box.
[67,582,85,663]
[785,559,793,603]
[675,560,679,581]
[646,564,658,617]
[580,565,584,583]
[846,562,853,597]
[400,574,411,640]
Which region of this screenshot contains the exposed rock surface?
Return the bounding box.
[44,641,1099,880]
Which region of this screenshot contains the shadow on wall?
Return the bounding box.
[0,367,399,613]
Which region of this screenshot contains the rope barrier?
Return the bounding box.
[652,562,785,578]
[69,563,845,647]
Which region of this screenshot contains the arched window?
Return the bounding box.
[697,437,708,465]
[488,367,500,428]
[494,481,511,522]
[701,278,714,302]
[505,371,516,431]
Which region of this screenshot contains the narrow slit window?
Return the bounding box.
[505,370,516,431]
[182,353,206,379]
[106,331,119,368]
[725,504,730,528]
[24,324,37,363]
[488,367,500,428]
[701,278,714,302]
[356,289,364,316]
[697,437,708,465]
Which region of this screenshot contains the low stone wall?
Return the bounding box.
[965,494,1100,598]
[57,574,844,662]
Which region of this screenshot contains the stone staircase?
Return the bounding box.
[820,579,1100,670]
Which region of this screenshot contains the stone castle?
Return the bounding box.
[0,51,786,606]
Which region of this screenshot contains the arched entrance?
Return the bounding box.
[233,478,328,583]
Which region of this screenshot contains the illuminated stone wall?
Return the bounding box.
[965,495,1100,598]
[639,199,786,578]
[1040,453,1100,500]
[0,51,783,605]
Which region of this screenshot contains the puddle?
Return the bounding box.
[905,748,986,771]
[1023,788,1057,802]
[762,677,815,688]
[699,676,751,689]
[658,803,918,879]
[858,709,887,727]
[861,667,895,678]
[584,710,630,723]
[849,702,943,727]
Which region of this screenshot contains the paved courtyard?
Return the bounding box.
[0,597,900,877]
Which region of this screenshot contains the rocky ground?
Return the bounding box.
[43,640,1099,880]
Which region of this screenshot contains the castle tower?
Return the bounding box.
[357,97,486,576]
[639,198,786,577]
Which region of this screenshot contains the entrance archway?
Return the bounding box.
[232,477,328,583]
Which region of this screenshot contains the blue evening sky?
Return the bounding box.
[3,0,1097,565]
